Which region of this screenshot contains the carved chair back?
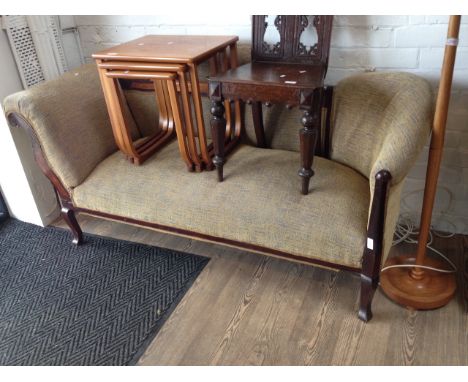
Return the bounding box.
[251,15,333,67]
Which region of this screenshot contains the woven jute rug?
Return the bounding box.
[0,218,209,365]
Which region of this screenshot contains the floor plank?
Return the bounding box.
[54,215,468,365]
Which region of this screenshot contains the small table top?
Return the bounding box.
[210,62,327,89]
[92,35,238,64]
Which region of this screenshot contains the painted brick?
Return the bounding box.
[425,16,449,24]
[75,16,161,26]
[420,48,468,69]
[329,48,419,69]
[78,26,145,44]
[401,69,468,90]
[441,147,468,168]
[402,179,458,214]
[447,112,468,133]
[80,42,118,60]
[331,26,392,48]
[414,147,430,166]
[334,15,408,27]
[406,166,427,182]
[409,16,426,25]
[325,68,365,85]
[438,165,464,185]
[425,16,468,24]
[153,15,251,26]
[395,25,468,47]
[184,26,251,42]
[400,179,425,212]
[448,91,468,112]
[445,130,468,149]
[75,15,251,27]
[144,26,188,35]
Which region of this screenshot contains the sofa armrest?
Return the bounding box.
[2,64,120,192]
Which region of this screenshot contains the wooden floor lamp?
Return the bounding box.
[380,15,461,309]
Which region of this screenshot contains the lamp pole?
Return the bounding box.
[380,15,461,309]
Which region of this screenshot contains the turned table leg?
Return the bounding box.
[298,88,322,195]
[210,99,227,182]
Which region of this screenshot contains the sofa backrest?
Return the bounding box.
[3,64,141,191]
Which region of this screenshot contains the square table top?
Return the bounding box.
[92,35,238,64]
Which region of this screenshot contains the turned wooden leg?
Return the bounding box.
[298,110,318,195]
[252,101,267,148]
[359,275,378,322]
[61,206,83,245]
[210,100,227,182]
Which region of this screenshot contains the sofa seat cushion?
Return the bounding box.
[72,142,370,268]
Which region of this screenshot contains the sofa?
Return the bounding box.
[3,60,433,321]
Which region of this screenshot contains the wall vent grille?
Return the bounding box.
[4,15,45,88]
[3,15,68,88]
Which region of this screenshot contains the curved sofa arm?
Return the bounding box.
[369,77,433,193]
[330,72,433,268]
[331,71,433,191]
[2,64,119,193]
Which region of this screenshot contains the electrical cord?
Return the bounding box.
[381,214,457,274]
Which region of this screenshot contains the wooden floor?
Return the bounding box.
[56,215,468,365]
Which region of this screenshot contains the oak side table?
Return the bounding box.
[93,35,242,171]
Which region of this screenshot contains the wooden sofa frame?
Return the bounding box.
[6,86,391,322]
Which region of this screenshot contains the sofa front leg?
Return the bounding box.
[61,206,83,245]
[359,275,378,322]
[358,170,392,322]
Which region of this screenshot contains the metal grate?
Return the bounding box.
[4,15,45,88]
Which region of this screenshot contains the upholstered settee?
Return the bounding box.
[3,62,433,321]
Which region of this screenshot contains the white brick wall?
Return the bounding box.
[74,15,468,234]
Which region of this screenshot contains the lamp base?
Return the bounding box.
[380,254,456,310]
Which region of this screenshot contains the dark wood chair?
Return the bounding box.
[209,15,333,194]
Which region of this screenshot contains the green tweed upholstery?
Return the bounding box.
[3,62,433,270]
[331,72,433,185]
[72,142,369,268]
[3,64,140,190]
[124,89,161,138]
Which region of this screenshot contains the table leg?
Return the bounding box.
[210,98,227,182]
[210,49,239,145]
[188,63,212,169]
[178,69,203,171]
[298,88,322,195]
[130,79,175,164]
[96,63,138,161]
[154,80,171,133]
[166,79,194,171]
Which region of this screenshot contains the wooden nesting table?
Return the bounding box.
[93,35,241,171]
